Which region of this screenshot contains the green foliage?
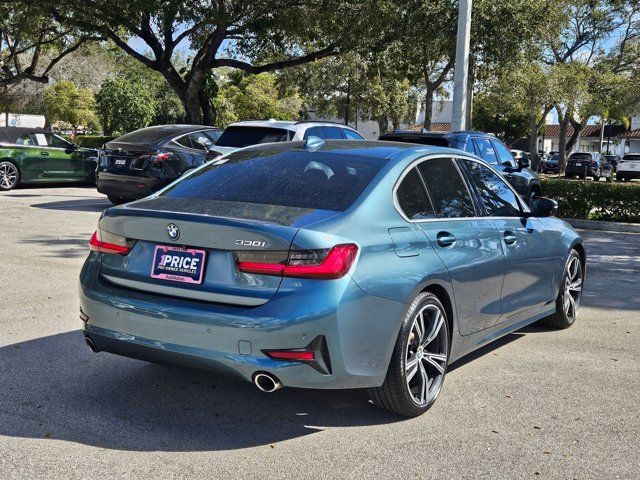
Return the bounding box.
[44,81,96,130]
[61,135,113,149]
[213,73,302,128]
[96,79,155,136]
[541,179,640,223]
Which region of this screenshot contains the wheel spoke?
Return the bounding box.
[570,258,579,280]
[406,356,419,382]
[419,363,428,404]
[569,278,582,291]
[423,353,446,374]
[423,309,444,346]
[568,294,576,318]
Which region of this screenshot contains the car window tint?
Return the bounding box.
[216,126,290,147]
[460,159,521,217]
[323,127,345,139]
[396,168,436,220]
[161,150,385,212]
[16,134,36,146]
[175,135,193,149]
[418,158,475,218]
[304,126,325,139]
[190,132,214,150]
[464,140,477,155]
[474,138,498,165]
[492,140,516,167]
[44,134,72,149]
[343,129,364,140]
[204,129,222,143]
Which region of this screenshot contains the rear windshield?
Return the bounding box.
[623,154,640,160]
[216,126,291,148]
[569,153,592,159]
[111,126,198,144]
[160,149,385,211]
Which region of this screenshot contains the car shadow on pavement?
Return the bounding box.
[18,235,91,258]
[0,330,402,452]
[30,198,111,213]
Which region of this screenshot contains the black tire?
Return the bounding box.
[368,292,450,417]
[539,250,583,329]
[107,195,126,205]
[0,160,20,191]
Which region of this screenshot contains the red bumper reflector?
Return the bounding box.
[264,350,315,361]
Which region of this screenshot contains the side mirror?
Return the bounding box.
[530,196,558,217]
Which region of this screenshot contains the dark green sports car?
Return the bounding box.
[0,127,98,191]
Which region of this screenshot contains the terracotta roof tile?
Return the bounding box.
[618,128,640,139]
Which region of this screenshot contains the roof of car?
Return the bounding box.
[234,139,461,163]
[109,124,221,145]
[0,126,50,144]
[228,119,358,131]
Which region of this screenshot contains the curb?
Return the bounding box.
[563,218,640,233]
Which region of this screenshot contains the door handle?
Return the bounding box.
[503,231,517,245]
[40,152,49,156]
[436,231,456,248]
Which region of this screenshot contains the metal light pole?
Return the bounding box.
[451,0,472,131]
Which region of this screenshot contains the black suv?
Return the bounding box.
[379,130,542,204]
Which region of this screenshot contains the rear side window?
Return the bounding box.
[216,126,290,148]
[304,126,325,139]
[343,129,364,140]
[175,135,193,148]
[161,150,385,211]
[189,132,215,150]
[418,158,475,218]
[396,168,436,220]
[16,134,36,146]
[460,159,521,217]
[323,127,345,139]
[492,140,516,167]
[474,138,498,165]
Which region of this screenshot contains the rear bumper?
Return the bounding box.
[565,165,598,176]
[96,174,167,200]
[617,170,640,179]
[79,254,405,389]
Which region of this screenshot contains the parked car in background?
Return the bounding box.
[617,153,640,181]
[0,127,98,191]
[542,152,560,173]
[564,152,611,181]
[80,139,584,417]
[379,130,542,204]
[96,125,223,204]
[213,120,364,155]
[603,154,620,172]
[510,149,531,168]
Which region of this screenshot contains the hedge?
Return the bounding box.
[541,178,640,223]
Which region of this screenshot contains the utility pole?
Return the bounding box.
[451,0,472,131]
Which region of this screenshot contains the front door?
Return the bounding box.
[456,157,555,325]
[414,157,505,335]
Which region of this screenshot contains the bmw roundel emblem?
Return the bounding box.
[167,223,180,240]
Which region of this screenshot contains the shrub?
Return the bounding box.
[61,135,113,149]
[541,179,640,223]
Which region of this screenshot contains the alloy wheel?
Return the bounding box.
[405,304,448,407]
[0,162,18,190]
[564,256,583,321]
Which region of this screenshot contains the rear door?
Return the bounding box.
[413,157,505,335]
[458,158,556,324]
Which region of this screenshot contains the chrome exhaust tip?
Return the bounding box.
[85,337,98,353]
[253,372,283,393]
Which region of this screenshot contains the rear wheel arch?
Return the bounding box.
[571,242,586,274]
[0,157,20,171]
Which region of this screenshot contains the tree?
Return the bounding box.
[213,73,302,128]
[44,80,96,137]
[37,0,380,124]
[96,79,155,136]
[0,3,95,87]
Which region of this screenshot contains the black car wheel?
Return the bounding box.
[540,250,583,329]
[0,161,20,191]
[369,292,449,417]
[107,195,127,205]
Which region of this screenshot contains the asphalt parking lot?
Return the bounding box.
[0,186,638,480]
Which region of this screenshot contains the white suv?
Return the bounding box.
[211,120,364,155]
[617,153,640,181]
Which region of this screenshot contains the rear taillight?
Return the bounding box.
[89,229,134,255]
[237,244,358,279]
[153,152,172,162]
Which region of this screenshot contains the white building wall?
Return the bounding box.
[0,113,46,128]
